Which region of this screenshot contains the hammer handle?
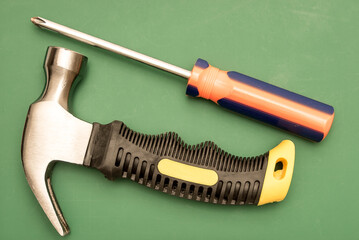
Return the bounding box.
[84,121,295,205]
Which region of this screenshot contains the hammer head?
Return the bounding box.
[21,47,92,236]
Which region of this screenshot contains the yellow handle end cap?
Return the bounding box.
[258,140,295,206]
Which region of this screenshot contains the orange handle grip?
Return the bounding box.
[186,59,334,142]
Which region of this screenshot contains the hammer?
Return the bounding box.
[21,46,295,236]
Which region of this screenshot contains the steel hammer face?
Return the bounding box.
[21,47,92,236]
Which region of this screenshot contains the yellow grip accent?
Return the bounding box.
[157,159,218,186]
[258,140,295,205]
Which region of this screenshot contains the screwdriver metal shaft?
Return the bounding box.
[31,17,191,79]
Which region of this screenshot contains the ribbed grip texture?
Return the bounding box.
[84,121,269,205]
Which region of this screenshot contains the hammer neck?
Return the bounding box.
[40,66,77,110]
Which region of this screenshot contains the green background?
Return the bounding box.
[1,0,358,239]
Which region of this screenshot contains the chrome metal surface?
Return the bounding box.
[21,47,92,236]
[40,46,87,110]
[31,17,192,79]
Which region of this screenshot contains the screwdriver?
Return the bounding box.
[31,16,334,142]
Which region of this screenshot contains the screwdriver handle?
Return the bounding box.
[186,59,334,142]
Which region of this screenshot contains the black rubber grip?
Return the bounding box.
[84,121,269,205]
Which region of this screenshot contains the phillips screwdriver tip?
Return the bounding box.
[31,16,46,26]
